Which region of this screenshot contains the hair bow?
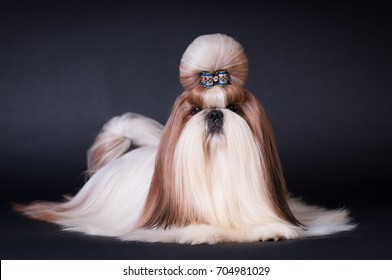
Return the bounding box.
[200,71,229,88]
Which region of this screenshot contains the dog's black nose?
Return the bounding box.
[208,110,224,122]
[207,110,224,133]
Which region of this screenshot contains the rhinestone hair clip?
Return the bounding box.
[200,71,229,88]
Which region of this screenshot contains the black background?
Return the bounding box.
[1,1,391,259]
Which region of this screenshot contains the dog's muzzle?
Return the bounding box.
[207,110,224,133]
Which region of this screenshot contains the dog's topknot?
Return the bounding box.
[179,34,249,91]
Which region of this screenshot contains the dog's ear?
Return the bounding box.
[242,91,301,226]
[139,92,199,229]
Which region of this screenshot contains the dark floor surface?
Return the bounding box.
[1,194,391,260]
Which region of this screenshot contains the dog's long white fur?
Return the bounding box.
[20,112,354,243]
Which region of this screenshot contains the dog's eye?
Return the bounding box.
[191,106,202,115]
[227,104,240,113]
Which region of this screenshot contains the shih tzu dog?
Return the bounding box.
[16,34,354,244]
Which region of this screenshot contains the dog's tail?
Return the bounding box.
[14,113,161,227]
[87,113,163,176]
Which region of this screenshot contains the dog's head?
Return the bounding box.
[140,34,299,230]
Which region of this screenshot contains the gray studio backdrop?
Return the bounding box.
[1,1,391,203]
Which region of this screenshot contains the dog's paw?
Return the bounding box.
[175,225,227,244]
[250,223,301,242]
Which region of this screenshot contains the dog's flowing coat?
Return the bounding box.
[16,34,354,244]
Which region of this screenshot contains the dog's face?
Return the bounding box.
[172,86,255,140]
[187,91,247,136]
[139,85,300,230]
